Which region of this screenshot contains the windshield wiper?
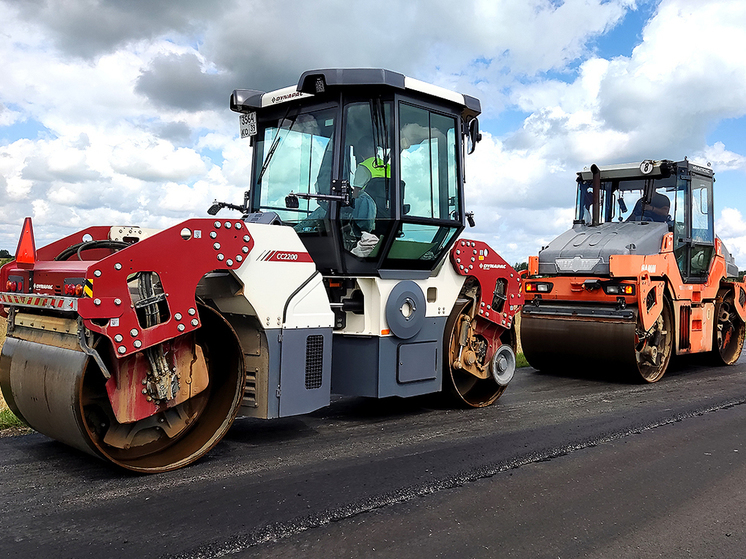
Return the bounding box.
[257,105,296,184]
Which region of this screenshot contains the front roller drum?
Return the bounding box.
[521,300,674,383]
[0,305,245,472]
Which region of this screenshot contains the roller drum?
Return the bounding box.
[521,312,637,373]
[1,337,99,457]
[0,305,245,472]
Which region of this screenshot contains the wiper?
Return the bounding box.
[257,105,296,184]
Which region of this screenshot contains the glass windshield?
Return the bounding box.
[575,176,677,228]
[254,106,336,226]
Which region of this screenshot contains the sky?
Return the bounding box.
[1,0,746,268]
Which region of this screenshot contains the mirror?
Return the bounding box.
[467,118,482,155]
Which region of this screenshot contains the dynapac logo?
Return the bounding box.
[259,250,314,263]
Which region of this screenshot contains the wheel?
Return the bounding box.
[712,291,745,366]
[444,299,512,407]
[634,296,674,383]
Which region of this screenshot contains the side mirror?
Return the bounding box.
[207,201,222,216]
[467,118,482,155]
[285,194,300,209]
[466,211,475,227]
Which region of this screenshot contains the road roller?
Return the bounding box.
[522,159,746,382]
[0,69,523,472]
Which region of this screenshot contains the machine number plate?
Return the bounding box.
[239,112,257,139]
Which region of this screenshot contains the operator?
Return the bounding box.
[339,136,387,256]
[629,192,672,226]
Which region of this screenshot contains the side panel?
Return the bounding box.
[331,317,447,399]
[278,327,333,417]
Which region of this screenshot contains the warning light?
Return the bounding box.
[15,217,37,268]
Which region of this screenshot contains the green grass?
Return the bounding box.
[0,408,25,430]
[516,352,529,369]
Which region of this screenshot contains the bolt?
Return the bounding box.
[130,328,138,337]
[134,340,142,349]
[191,319,199,327]
[146,396,152,402]
[214,221,221,228]
[243,235,250,242]
[224,222,232,229]
[94,270,102,277]
[114,334,123,342]
[242,246,249,254]
[235,222,242,229]
[210,231,217,239]
[142,388,147,394]
[217,254,224,261]
[227,259,233,266]
[114,298,121,306]
[115,263,122,270]
[94,298,101,306]
[188,308,196,316]
[175,313,182,321]
[177,324,186,332]
[213,242,221,250]
[236,255,243,262]
[118,346,126,354]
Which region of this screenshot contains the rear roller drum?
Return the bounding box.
[712,291,745,366]
[444,299,514,407]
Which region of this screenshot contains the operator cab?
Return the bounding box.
[575,159,715,283]
[227,69,481,278]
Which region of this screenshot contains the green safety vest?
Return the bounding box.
[359,157,390,179]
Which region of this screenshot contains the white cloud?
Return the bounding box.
[717,208,746,266]
[2,0,746,271]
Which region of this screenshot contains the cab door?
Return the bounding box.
[673,165,715,283]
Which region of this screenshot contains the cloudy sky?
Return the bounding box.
[1,0,745,267]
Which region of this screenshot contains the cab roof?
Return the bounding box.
[230,68,481,119]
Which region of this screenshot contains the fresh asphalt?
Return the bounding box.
[1,354,745,559]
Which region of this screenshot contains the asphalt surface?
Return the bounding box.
[1,354,745,559]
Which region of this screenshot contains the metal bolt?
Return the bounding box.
[146,396,152,402]
[227,259,233,266]
[224,222,231,229]
[188,308,196,316]
[217,254,224,261]
[130,328,138,337]
[236,255,243,262]
[134,340,142,349]
[114,298,121,306]
[94,298,101,306]
[177,324,186,332]
[235,222,242,229]
[213,242,221,250]
[94,270,102,277]
[114,334,123,342]
[214,221,221,228]
[118,346,126,354]
[210,231,217,239]
[191,319,199,327]
[142,388,147,394]
[175,313,182,321]
[115,263,122,270]
[243,235,250,242]
[242,246,249,254]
